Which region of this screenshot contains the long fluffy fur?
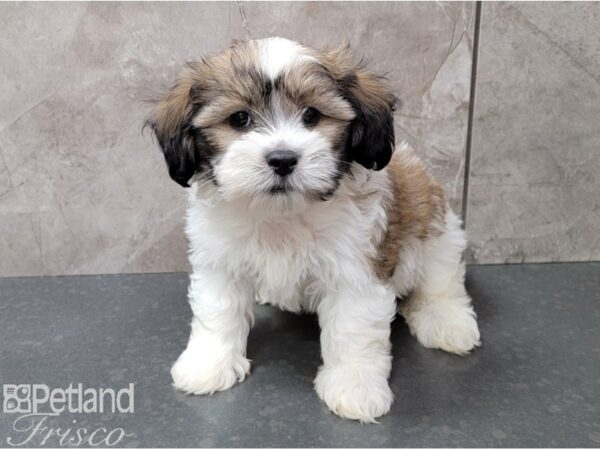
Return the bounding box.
[149,37,480,423]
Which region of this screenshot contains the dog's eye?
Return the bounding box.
[302,107,320,127]
[229,111,252,129]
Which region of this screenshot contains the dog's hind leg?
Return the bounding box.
[398,210,481,355]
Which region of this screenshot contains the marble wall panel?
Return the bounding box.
[0,2,474,276]
[466,2,600,263]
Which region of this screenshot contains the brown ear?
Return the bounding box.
[145,65,205,187]
[320,44,397,171]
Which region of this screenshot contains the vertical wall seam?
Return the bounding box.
[461,1,482,227]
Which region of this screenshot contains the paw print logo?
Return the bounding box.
[5,399,17,410]
[3,385,31,414]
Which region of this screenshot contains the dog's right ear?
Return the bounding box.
[145,69,203,188]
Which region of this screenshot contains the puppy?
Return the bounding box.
[147,37,480,423]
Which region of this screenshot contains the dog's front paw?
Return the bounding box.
[406,299,481,355]
[314,365,393,423]
[171,345,250,395]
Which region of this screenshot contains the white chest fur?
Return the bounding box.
[185,166,391,312]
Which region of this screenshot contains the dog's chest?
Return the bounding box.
[247,218,325,310]
[242,210,366,311]
[188,192,385,311]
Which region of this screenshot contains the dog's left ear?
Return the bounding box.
[322,45,397,171]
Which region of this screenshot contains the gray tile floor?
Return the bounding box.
[1,263,599,447]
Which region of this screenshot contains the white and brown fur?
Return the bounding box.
[147,37,480,423]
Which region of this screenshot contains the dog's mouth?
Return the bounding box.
[266,174,295,195]
[269,183,292,195]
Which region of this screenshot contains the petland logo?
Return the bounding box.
[3,384,135,447]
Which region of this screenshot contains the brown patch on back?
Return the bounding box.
[374,149,448,280]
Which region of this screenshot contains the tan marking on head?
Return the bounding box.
[373,148,448,280]
[191,41,271,128]
[276,61,355,121]
[148,68,198,145]
[314,43,396,114]
[314,117,349,147]
[198,124,237,154]
[149,41,263,141]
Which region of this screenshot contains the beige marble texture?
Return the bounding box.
[0,2,475,276]
[0,2,245,276]
[466,2,600,263]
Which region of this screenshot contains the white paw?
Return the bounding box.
[171,345,250,395]
[314,365,393,423]
[404,298,481,355]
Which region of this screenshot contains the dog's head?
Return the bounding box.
[146,37,396,204]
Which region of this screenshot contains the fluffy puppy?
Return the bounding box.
[147,37,480,423]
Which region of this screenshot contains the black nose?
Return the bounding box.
[266,150,298,176]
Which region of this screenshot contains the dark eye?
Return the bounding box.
[302,107,320,127]
[229,111,251,129]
